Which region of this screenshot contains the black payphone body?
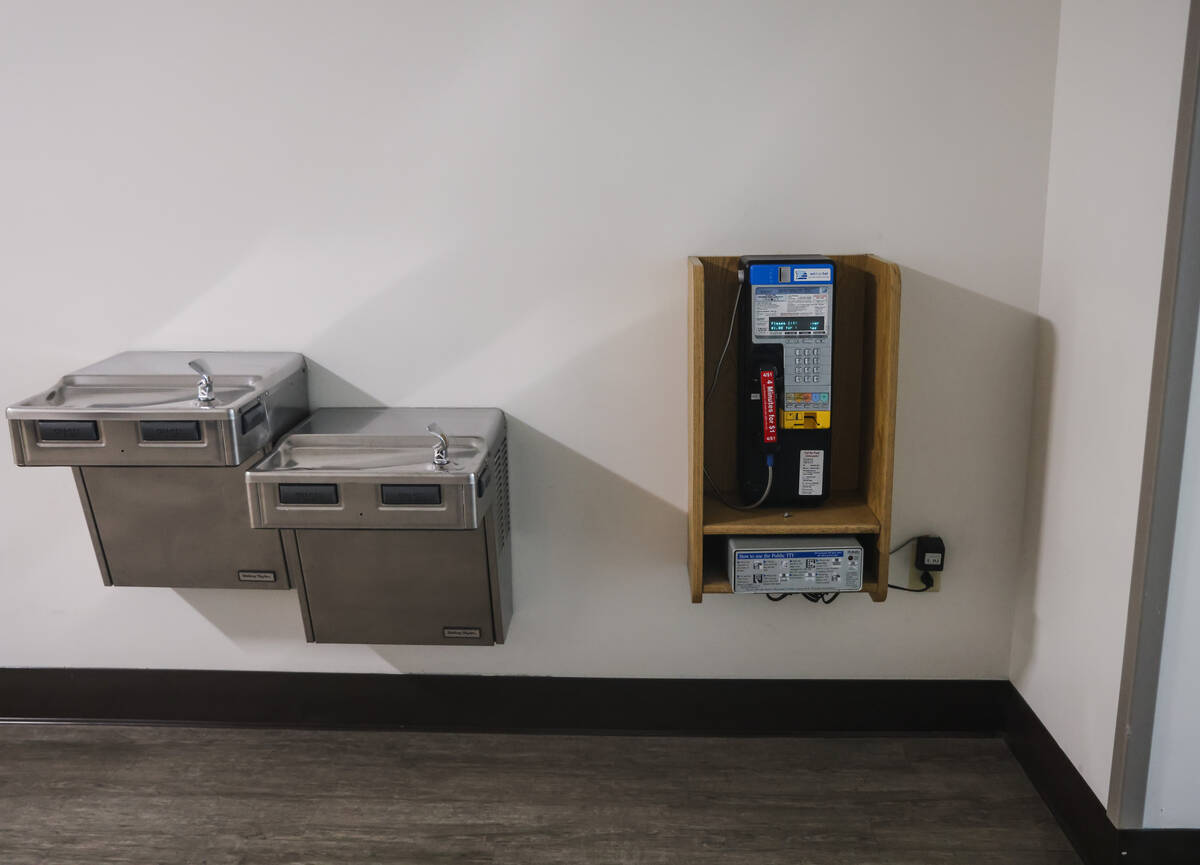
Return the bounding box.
[737,256,835,507]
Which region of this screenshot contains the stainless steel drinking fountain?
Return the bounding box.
[7,351,310,589]
[245,408,512,645]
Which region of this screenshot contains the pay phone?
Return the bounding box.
[737,256,835,507]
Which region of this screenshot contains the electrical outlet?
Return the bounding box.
[904,564,940,592]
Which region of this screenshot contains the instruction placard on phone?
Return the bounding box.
[800,449,824,496]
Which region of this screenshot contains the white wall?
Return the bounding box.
[0,1,1058,677]
[1011,0,1191,804]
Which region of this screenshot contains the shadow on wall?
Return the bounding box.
[370,415,688,671]
[890,266,1039,664]
[368,302,689,672]
[175,588,309,645]
[306,360,388,408]
[1010,318,1056,681]
[892,266,1040,533]
[490,298,690,612]
[502,415,688,591]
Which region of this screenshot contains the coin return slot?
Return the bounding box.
[279,483,340,506]
[139,420,202,442]
[37,420,99,442]
[380,484,442,506]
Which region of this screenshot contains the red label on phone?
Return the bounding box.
[760,370,778,443]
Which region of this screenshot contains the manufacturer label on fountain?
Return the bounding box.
[443,627,482,639]
[238,570,277,583]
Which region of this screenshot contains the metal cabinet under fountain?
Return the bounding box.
[245,408,512,646]
[7,351,309,589]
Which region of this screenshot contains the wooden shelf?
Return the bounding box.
[687,254,900,603]
[702,565,734,593]
[702,491,881,536]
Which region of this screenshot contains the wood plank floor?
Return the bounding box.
[0,725,1079,865]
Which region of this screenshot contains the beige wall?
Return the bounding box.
[1011,0,1191,804]
[0,1,1057,676]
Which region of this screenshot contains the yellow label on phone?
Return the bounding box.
[782,411,831,430]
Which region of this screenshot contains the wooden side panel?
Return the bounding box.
[700,257,741,496]
[859,255,901,601]
[827,259,866,492]
[688,258,705,602]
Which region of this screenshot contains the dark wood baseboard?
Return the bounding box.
[1003,683,1119,864]
[1003,683,1200,865]
[1118,829,1200,864]
[0,668,1006,733]
[1,669,1194,862]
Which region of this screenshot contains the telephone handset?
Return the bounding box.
[737,256,835,507]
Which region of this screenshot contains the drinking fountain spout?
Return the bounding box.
[188,359,215,403]
[427,422,450,466]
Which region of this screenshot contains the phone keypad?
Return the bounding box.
[783,337,832,410]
